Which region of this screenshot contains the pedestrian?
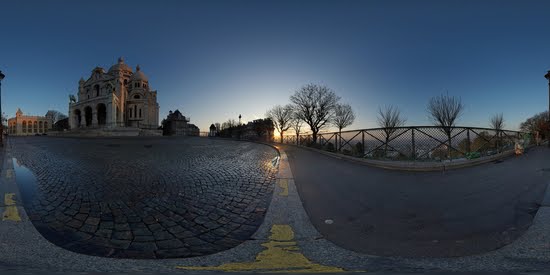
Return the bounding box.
[514,138,524,155]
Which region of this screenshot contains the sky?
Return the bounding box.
[1,0,549,132]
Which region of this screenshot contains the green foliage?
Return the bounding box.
[465,152,481,159]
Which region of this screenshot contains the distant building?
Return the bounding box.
[53,118,70,131]
[218,118,274,141]
[161,110,200,136]
[7,108,53,135]
[69,57,160,130]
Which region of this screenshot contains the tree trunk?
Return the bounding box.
[338,128,342,152]
[384,136,389,158]
[312,131,318,146]
[280,132,283,144]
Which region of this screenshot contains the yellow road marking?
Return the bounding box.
[2,193,21,222]
[176,224,345,273]
[278,179,289,197]
[5,169,14,179]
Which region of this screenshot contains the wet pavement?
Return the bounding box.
[8,136,277,259]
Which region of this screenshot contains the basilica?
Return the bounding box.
[69,58,159,130]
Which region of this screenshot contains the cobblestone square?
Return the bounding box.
[9,136,278,259]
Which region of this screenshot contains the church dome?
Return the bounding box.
[108,57,133,73]
[130,65,148,81]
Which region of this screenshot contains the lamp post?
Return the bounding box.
[545,71,550,147]
[0,70,4,147]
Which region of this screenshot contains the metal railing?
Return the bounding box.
[281,126,533,161]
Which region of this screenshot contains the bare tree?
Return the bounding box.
[490,113,504,131]
[520,111,549,145]
[519,111,548,133]
[290,116,304,145]
[333,103,355,133]
[266,104,294,142]
[332,103,355,150]
[290,84,340,144]
[427,94,464,158]
[490,113,505,152]
[45,110,68,123]
[377,105,406,156]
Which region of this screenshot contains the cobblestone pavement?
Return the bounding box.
[8,136,277,259]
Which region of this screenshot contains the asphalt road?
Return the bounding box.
[284,145,550,257]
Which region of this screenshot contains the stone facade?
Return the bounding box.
[7,108,53,136]
[161,110,200,136]
[69,57,159,130]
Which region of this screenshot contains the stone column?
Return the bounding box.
[106,102,113,128]
[92,110,98,127]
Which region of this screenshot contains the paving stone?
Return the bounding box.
[128,242,158,251]
[114,223,131,231]
[134,235,156,242]
[66,219,84,229]
[112,231,133,240]
[10,137,277,259]
[153,231,174,241]
[85,217,101,226]
[99,221,114,229]
[132,227,153,236]
[156,239,184,249]
[80,224,98,234]
[95,229,113,238]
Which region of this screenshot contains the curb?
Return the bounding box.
[280,142,523,171]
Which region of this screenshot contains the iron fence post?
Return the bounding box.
[361,130,365,157]
[411,128,416,161]
[466,128,471,153]
[337,132,340,152]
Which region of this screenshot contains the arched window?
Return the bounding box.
[129,108,132,118]
[39,121,43,133]
[134,105,137,118]
[22,121,26,133]
[133,94,140,99]
[44,122,48,130]
[94,85,100,96]
[34,121,38,133]
[139,108,142,118]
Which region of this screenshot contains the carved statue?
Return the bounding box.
[69,94,76,104]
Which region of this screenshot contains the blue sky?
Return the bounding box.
[1,0,549,131]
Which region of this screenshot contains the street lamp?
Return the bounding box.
[545,70,550,147]
[0,70,4,147]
